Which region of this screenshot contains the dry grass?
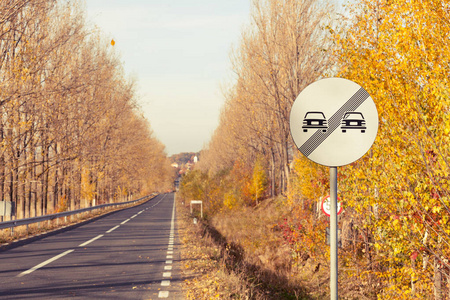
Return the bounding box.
[178,202,257,299]
[178,196,322,299]
[210,198,292,275]
[210,198,315,299]
[178,193,381,300]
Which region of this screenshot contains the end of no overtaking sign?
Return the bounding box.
[289,78,379,167]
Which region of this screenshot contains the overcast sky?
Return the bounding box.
[85,0,251,156]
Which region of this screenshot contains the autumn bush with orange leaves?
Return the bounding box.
[179,156,270,218]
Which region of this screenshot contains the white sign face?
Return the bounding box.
[290,78,378,166]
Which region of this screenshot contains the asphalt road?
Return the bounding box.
[0,193,183,299]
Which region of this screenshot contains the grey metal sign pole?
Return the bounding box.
[330,166,338,300]
[289,78,378,300]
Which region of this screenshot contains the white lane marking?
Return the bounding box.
[168,198,176,249]
[164,265,172,270]
[17,195,170,279]
[158,291,169,298]
[161,280,170,286]
[166,260,173,264]
[17,249,74,277]
[167,251,173,255]
[79,234,104,247]
[130,214,137,219]
[166,255,173,259]
[106,225,120,233]
[170,197,175,232]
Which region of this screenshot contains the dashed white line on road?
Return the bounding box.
[158,291,169,298]
[106,225,120,233]
[17,195,167,279]
[161,280,170,286]
[79,234,104,247]
[17,249,74,277]
[158,196,176,299]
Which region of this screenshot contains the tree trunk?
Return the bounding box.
[270,149,275,197]
[0,126,4,222]
[411,258,416,296]
[435,256,442,300]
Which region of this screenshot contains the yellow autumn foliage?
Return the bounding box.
[334,0,450,297]
[81,167,96,206]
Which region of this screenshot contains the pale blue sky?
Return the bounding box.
[85,1,251,155]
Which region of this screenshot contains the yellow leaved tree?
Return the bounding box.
[334,0,450,297]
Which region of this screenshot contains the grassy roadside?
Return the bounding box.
[177,199,255,299]
[177,195,330,299]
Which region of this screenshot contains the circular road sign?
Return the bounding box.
[290,78,378,166]
[321,195,343,217]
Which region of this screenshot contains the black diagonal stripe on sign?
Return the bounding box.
[298,87,370,157]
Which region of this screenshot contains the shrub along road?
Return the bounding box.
[0,193,182,299]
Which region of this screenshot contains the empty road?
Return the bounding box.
[0,193,182,299]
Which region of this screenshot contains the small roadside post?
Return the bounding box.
[289,78,378,299]
[190,200,203,219]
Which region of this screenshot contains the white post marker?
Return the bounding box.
[289,78,378,300]
[190,200,203,219]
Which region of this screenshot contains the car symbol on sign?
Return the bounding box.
[341,112,366,133]
[302,111,327,132]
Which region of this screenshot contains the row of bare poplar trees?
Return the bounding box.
[0,0,172,220]
[198,0,333,196]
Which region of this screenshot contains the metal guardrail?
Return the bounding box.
[0,193,157,230]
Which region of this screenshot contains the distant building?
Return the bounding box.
[194,156,198,163]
